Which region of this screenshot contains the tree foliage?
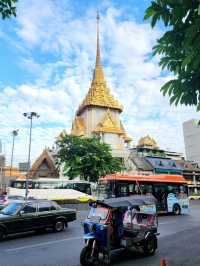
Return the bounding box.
[56,135,123,182]
[0,0,17,19]
[144,0,200,111]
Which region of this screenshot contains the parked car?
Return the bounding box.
[0,199,76,240]
[0,195,25,210]
[189,195,200,200]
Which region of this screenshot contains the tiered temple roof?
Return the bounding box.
[76,12,123,116]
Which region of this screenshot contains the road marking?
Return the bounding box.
[5,236,82,252]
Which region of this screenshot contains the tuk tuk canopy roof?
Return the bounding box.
[97,195,156,209]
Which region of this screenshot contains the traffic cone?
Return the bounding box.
[160,258,167,266]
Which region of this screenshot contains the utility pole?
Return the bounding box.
[10,130,19,176]
[23,112,39,200]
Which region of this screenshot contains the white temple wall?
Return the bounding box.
[103,133,124,150]
[81,107,121,137]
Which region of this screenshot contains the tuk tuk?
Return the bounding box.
[80,195,158,265]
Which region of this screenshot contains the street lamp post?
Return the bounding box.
[23,112,39,200]
[10,130,19,176]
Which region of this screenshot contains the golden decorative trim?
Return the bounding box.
[57,129,67,140]
[71,116,85,136]
[93,110,124,134]
[120,122,132,142]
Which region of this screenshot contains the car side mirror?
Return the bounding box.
[19,210,24,216]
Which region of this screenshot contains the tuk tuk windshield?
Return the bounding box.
[88,207,109,220]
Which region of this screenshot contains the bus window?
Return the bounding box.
[140,184,153,195]
[54,181,62,189]
[167,184,179,195]
[37,182,58,189]
[128,184,135,195]
[11,181,26,189]
[118,184,129,197]
[153,184,167,201]
[153,184,168,211]
[63,183,73,189]
[74,183,91,195]
[97,183,110,199]
[180,185,188,195]
[28,181,33,189]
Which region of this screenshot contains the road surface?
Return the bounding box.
[0,201,200,266]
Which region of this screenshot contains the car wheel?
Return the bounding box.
[0,229,6,241]
[173,204,181,215]
[143,234,157,256]
[53,220,65,232]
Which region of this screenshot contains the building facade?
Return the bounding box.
[183,119,200,164]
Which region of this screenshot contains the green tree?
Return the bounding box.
[0,0,17,19]
[56,135,123,182]
[144,0,200,111]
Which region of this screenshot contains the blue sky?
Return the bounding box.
[0,0,199,165]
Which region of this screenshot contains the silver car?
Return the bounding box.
[0,195,25,209]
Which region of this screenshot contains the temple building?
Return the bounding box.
[28,148,59,179]
[70,12,132,158]
[131,135,183,160]
[125,135,184,175]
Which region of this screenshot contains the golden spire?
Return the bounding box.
[96,11,100,67]
[91,11,105,85]
[77,12,123,115]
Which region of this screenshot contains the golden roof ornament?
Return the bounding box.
[137,135,158,148]
[120,122,132,142]
[77,11,123,115]
[57,129,68,140]
[93,110,124,134]
[71,116,85,136]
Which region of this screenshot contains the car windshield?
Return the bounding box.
[88,207,109,220]
[1,202,22,215]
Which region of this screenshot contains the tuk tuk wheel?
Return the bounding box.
[143,234,157,256]
[80,246,98,266]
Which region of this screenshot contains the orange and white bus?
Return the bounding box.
[97,174,189,215]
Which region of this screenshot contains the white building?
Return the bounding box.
[183,119,200,164]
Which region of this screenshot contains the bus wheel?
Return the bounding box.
[173,204,181,215]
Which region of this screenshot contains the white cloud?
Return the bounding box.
[0,1,199,167]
